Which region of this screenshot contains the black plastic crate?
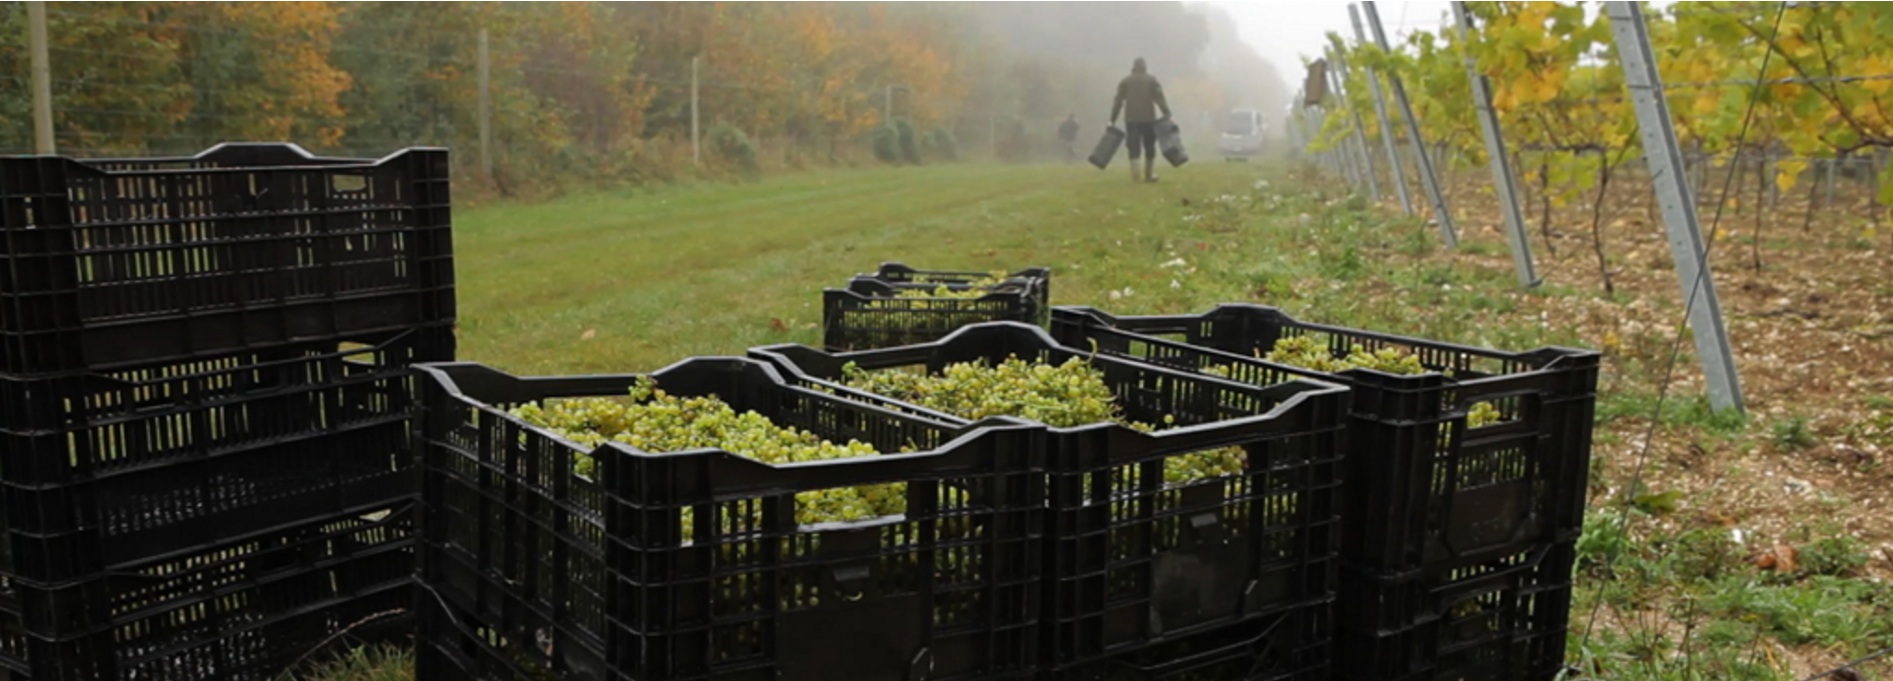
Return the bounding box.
[415,357,1044,681]
[0,328,445,584]
[417,591,570,681]
[1044,601,1330,681]
[0,142,455,375]
[822,262,1051,351]
[748,322,1349,669]
[1333,541,1577,681]
[0,503,414,680]
[1049,304,1600,576]
[862,262,1053,290]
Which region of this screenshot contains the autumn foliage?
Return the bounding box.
[0,2,1282,195]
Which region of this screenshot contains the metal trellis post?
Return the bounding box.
[1349,4,1415,215]
[1605,1,1745,414]
[1364,1,1458,248]
[1452,1,1538,287]
[1326,46,1383,202]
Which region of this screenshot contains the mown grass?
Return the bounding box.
[301,159,1887,680]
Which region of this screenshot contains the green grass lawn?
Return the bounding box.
[452,160,1514,374]
[452,160,1573,376]
[303,158,1893,680]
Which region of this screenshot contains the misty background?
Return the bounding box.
[0,1,1359,196]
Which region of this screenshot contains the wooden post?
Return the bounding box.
[692,56,702,165]
[28,1,55,154]
[478,28,492,182]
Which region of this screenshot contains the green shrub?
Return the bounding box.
[708,123,759,175]
[926,128,959,162]
[1798,534,1871,577]
[894,118,922,164]
[871,124,900,164]
[1771,415,1816,450]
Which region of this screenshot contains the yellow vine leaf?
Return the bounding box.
[1864,54,1893,95]
[1775,159,1809,193]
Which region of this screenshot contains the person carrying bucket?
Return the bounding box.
[1110,57,1172,183]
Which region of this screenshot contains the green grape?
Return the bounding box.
[1263,335,1353,373]
[506,377,905,539]
[893,281,1000,300]
[1343,344,1427,375]
[1266,335,1432,376]
[1467,401,1502,428]
[841,355,1247,487]
[1259,337,1507,443]
[873,274,1024,310]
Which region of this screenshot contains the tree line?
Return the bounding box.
[0,1,1286,195]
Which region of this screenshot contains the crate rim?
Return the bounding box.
[866,261,1053,281]
[415,357,1042,475]
[826,279,1046,304]
[0,141,446,169]
[751,320,1353,438]
[1054,303,1601,378]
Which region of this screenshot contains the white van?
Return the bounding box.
[1218,109,1267,162]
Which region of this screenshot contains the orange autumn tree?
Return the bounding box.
[169,2,351,148]
[3,1,1269,189]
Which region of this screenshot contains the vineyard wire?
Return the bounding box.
[1798,644,1893,681]
[1574,0,1790,666]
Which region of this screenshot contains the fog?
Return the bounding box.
[956,1,1297,143]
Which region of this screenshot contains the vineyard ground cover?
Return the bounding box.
[300,160,1889,680]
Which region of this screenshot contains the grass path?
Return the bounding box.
[453,161,1287,374]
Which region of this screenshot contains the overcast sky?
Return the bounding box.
[1215,1,1673,85]
[1216,1,1459,82]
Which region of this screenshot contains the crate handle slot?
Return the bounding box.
[832,564,872,601]
[1189,511,1229,546]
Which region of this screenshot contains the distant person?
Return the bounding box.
[1110,56,1172,183]
[1058,114,1080,163]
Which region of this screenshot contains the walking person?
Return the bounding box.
[1110,57,1172,183]
[1058,114,1081,164]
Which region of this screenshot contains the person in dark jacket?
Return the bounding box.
[1058,114,1080,163]
[1110,57,1172,183]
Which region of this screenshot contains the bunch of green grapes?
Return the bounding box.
[1342,345,1427,375]
[1262,335,1356,373]
[508,377,903,537]
[893,280,1001,301]
[1466,400,1503,429]
[1261,337,1504,431]
[882,272,1020,305]
[1265,335,1425,375]
[841,356,1247,486]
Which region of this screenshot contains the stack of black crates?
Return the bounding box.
[1051,304,1599,681]
[414,319,1350,681]
[0,143,455,679]
[416,264,1600,681]
[752,323,1347,681]
[413,357,1047,681]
